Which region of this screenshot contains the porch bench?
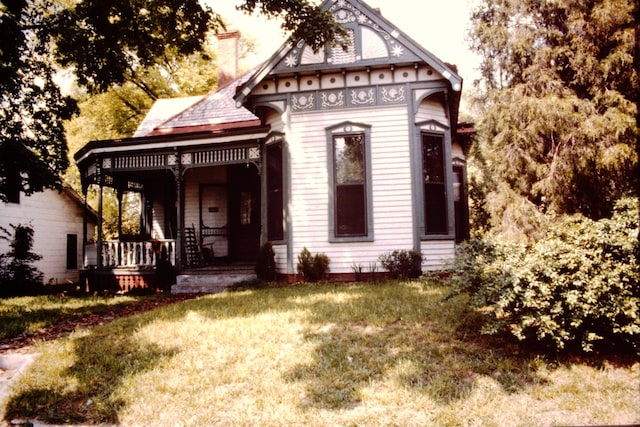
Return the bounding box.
[200,225,228,238]
[197,225,228,265]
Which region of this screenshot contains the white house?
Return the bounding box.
[74,0,472,288]
[0,186,97,285]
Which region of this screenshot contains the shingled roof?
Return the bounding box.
[133,96,204,137]
[135,70,260,138]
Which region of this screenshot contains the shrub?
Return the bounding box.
[448,198,640,354]
[379,249,422,279]
[0,224,44,297]
[255,242,277,281]
[297,247,330,282]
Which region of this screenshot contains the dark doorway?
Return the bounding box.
[228,164,261,262]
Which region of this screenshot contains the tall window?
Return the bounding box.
[66,234,78,270]
[266,142,284,241]
[333,133,367,237]
[422,133,447,234]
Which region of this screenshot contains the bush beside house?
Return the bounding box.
[448,198,639,354]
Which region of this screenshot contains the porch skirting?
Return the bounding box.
[80,268,173,294]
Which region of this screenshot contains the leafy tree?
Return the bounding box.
[1,0,344,202]
[63,35,260,238]
[0,1,78,202]
[469,0,638,236]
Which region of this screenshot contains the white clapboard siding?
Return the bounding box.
[0,189,96,284]
[272,243,289,272]
[266,109,285,133]
[421,239,455,271]
[151,198,166,239]
[286,105,417,273]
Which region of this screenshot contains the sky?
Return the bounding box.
[207,0,481,91]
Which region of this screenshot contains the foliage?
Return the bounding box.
[378,250,422,279]
[0,224,44,297]
[238,0,348,53]
[297,247,330,282]
[0,1,77,202]
[62,40,232,236]
[448,198,640,354]
[255,242,277,281]
[1,0,343,201]
[468,0,638,236]
[0,0,214,201]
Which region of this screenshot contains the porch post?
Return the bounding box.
[169,151,184,269]
[175,170,183,269]
[82,185,88,267]
[97,183,104,269]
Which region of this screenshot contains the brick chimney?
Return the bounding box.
[216,30,240,87]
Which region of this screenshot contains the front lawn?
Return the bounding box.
[3,281,638,426]
[0,294,145,341]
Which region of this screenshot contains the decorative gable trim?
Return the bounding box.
[416,119,450,133]
[235,0,462,106]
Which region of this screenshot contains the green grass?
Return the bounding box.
[0,294,147,341]
[3,282,639,426]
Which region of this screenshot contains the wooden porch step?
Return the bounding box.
[172,269,257,294]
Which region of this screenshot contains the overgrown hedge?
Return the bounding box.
[448,198,639,354]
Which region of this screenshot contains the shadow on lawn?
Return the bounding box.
[4,313,178,425]
[4,283,633,422]
[0,297,151,341]
[196,283,545,410]
[280,283,541,409]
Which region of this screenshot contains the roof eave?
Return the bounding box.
[74,124,270,164]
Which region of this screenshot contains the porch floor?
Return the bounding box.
[172,263,256,294]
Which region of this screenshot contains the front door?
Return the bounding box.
[228,164,261,262]
[200,184,228,259]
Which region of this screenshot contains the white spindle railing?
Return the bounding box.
[99,239,176,268]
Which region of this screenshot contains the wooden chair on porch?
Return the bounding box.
[184,225,202,267]
[185,224,221,267]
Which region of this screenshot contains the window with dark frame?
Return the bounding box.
[5,170,20,204]
[266,142,284,241]
[66,234,78,270]
[422,133,448,234]
[333,133,367,237]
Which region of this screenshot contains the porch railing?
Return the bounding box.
[96,239,176,268]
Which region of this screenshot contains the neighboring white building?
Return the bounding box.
[75,0,472,286]
[0,186,97,285]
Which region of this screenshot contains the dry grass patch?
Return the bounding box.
[3,282,639,426]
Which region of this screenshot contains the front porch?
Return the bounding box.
[81,239,257,294]
[81,238,174,293]
[75,127,269,293]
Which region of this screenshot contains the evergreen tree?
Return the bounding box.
[0,224,43,296]
[469,0,638,237]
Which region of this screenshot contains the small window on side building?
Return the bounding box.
[66,234,78,270]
